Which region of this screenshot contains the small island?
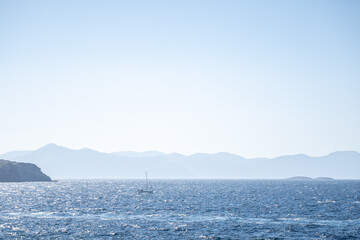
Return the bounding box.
[0,159,52,182]
[286,176,313,180]
[286,176,334,180]
[315,177,334,180]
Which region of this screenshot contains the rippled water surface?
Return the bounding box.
[0,180,359,239]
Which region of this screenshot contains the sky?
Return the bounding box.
[0,0,359,158]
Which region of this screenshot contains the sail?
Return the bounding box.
[138,171,153,193]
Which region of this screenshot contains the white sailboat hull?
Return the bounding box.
[138,189,153,193]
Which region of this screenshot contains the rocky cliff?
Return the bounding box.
[0,159,52,182]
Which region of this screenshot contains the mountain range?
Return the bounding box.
[1,144,359,179]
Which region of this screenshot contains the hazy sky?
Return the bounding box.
[1,0,359,157]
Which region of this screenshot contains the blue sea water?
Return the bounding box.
[0,180,359,239]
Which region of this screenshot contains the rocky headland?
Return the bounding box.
[0,159,52,182]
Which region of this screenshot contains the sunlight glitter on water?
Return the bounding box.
[0,180,359,239]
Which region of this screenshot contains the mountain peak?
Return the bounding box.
[42,143,58,148]
[36,143,69,152]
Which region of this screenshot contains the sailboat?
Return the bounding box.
[138,171,153,193]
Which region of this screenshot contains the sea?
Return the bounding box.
[0,180,359,239]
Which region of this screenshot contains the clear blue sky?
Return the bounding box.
[1,0,359,157]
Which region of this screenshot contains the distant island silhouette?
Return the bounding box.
[0,159,52,182]
[0,144,359,179]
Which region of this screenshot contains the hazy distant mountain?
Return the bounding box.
[0,144,186,179]
[1,144,359,179]
[0,150,34,159]
[111,151,165,158]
